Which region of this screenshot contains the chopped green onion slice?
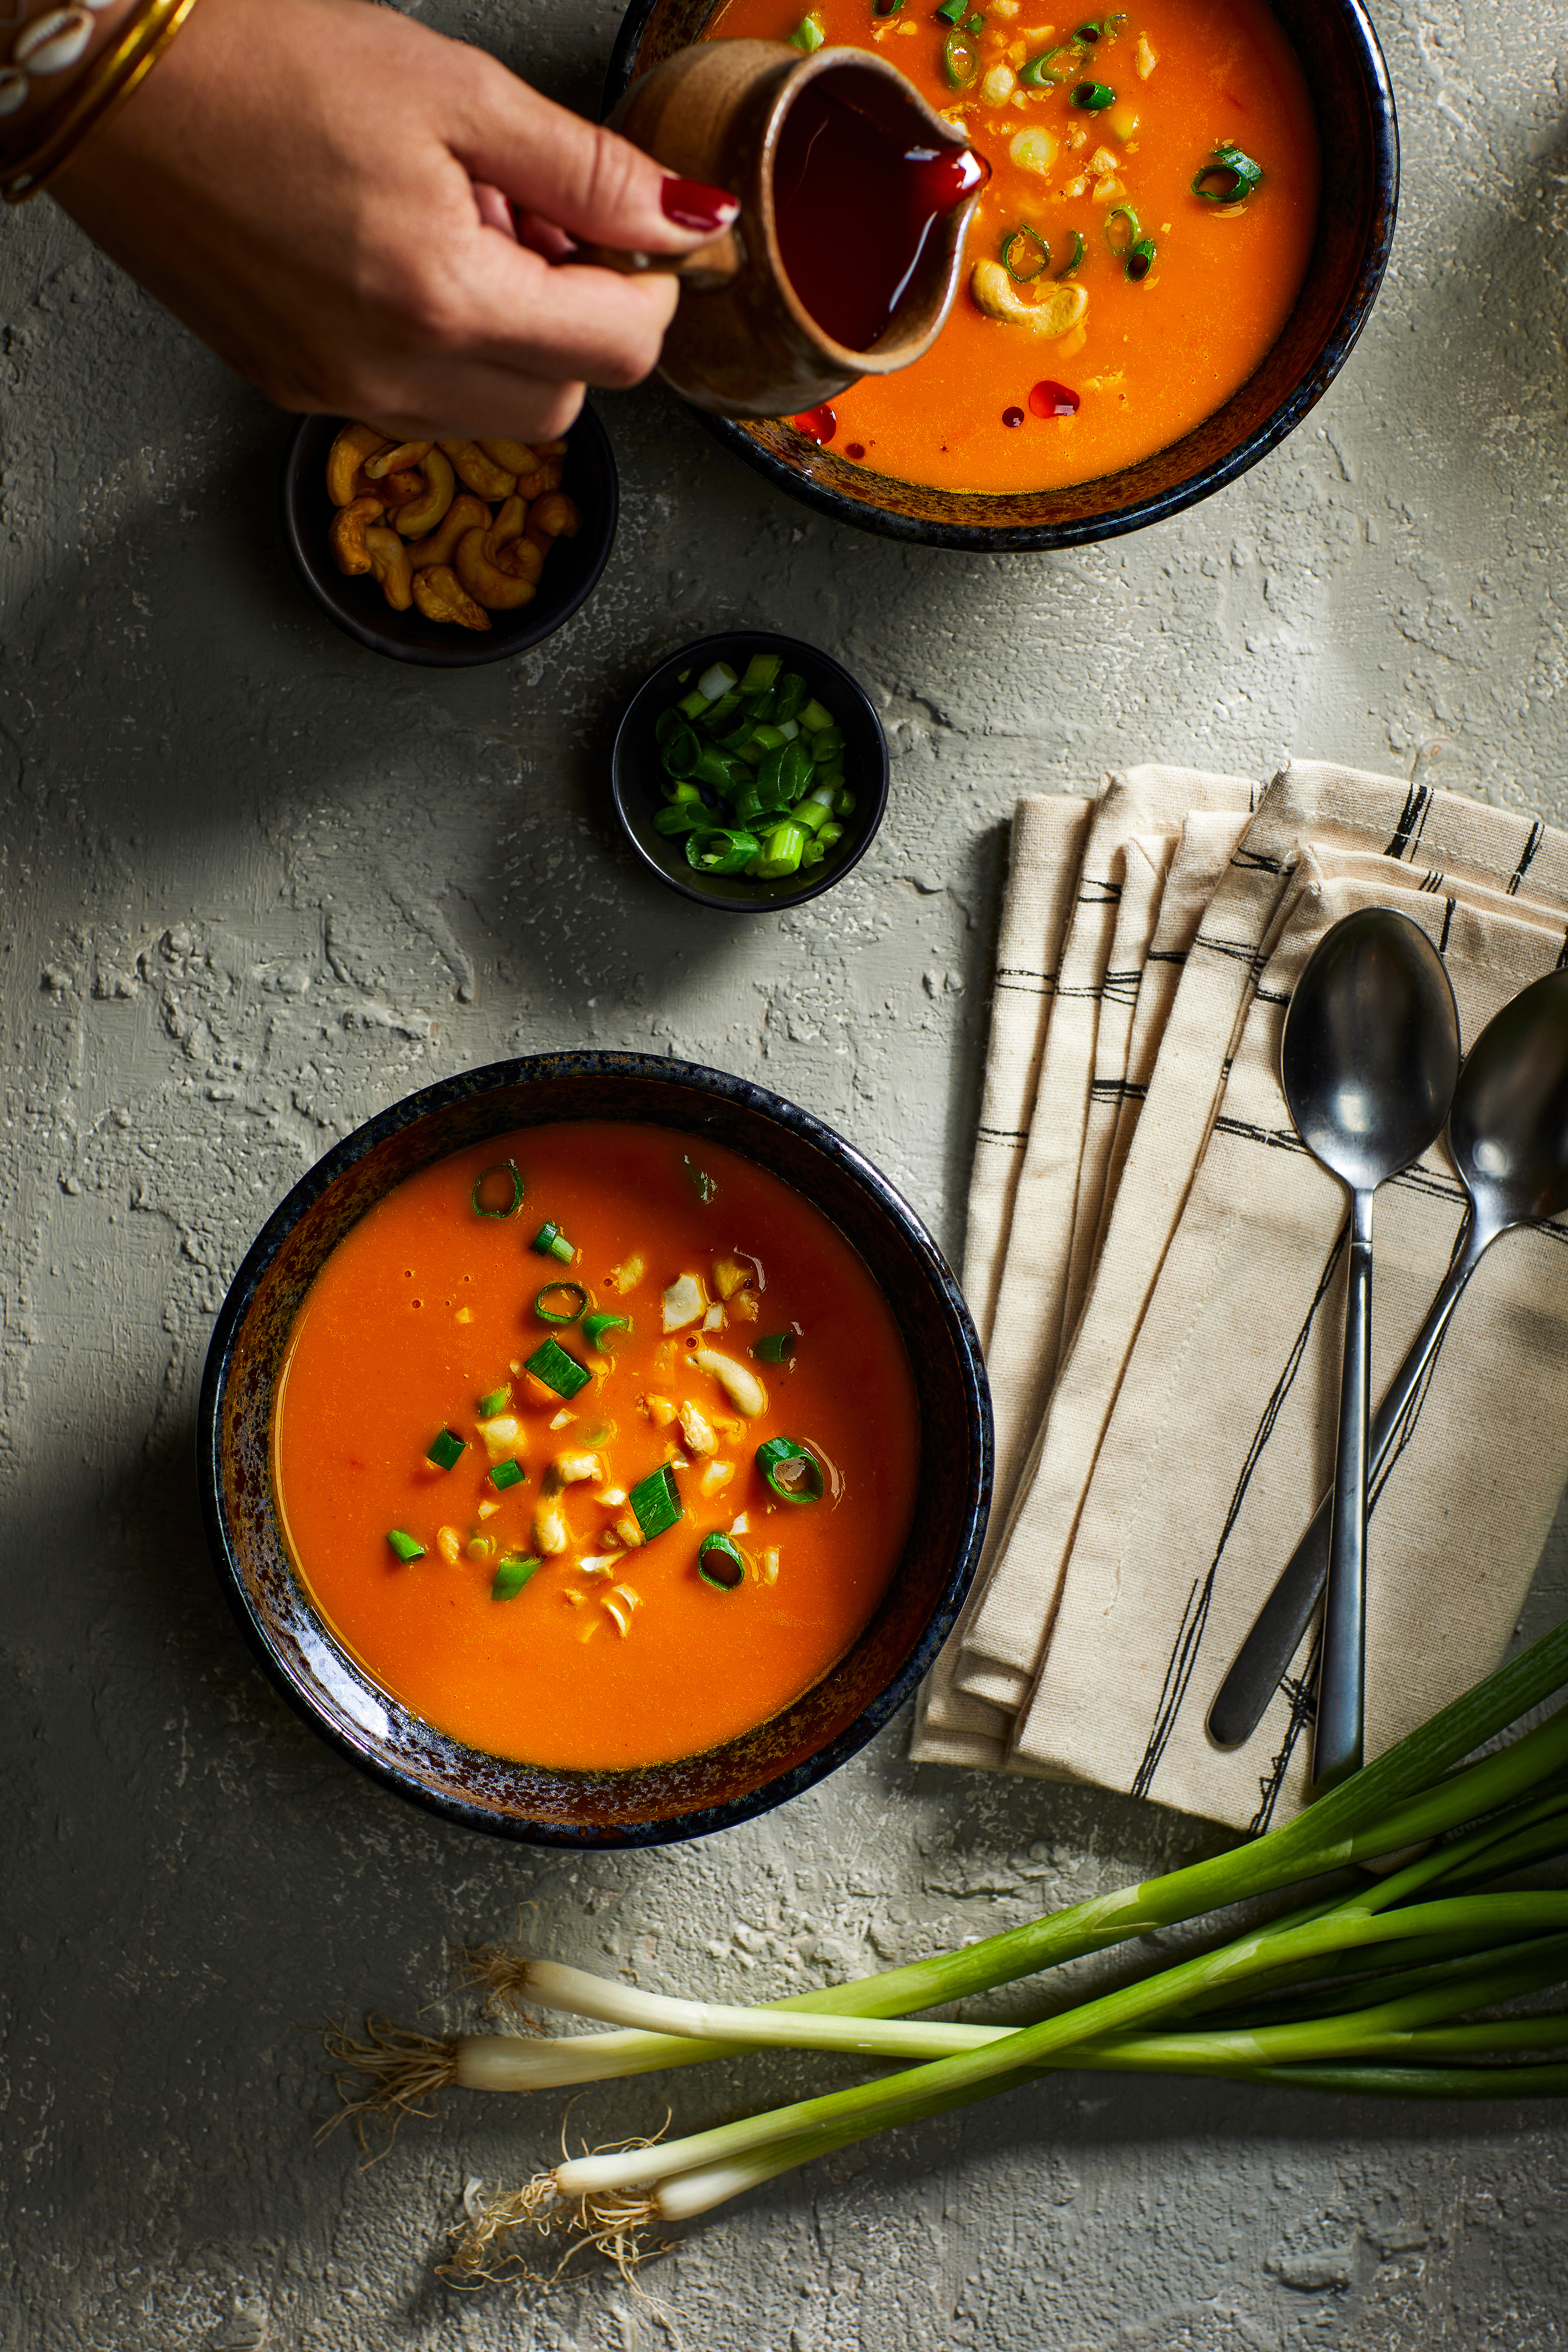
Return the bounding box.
[524,1337,590,1399]
[676,688,708,720]
[534,1280,588,1325]
[1071,78,1115,108]
[809,725,845,766]
[943,29,979,88]
[661,720,701,779]
[964,10,984,27]
[1104,202,1140,256]
[1020,41,1082,85]
[472,1160,524,1218]
[1192,142,1264,202]
[630,1464,683,1542]
[660,777,705,810]
[798,698,835,733]
[386,1529,426,1562]
[697,661,738,700]
[477,1385,510,1417]
[489,1457,526,1492]
[532,1221,575,1264]
[701,689,744,733]
[426,1427,465,1471]
[698,1532,747,1591]
[684,1154,717,1203]
[1053,228,1086,279]
[788,9,825,49]
[1002,224,1050,284]
[834,788,856,817]
[774,671,808,723]
[935,0,967,19]
[1125,236,1157,281]
[757,820,807,881]
[492,1552,543,1601]
[654,803,707,837]
[753,1329,798,1363]
[755,1436,825,1504]
[582,1311,630,1352]
[687,827,762,876]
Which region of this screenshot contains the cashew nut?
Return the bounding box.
[526,492,581,548]
[404,492,490,569]
[363,526,414,611]
[477,439,537,475]
[326,422,390,507]
[454,525,537,612]
[514,458,566,500]
[692,1345,768,1419]
[532,437,570,460]
[329,495,387,575]
[411,565,492,631]
[365,439,433,479]
[970,261,1088,338]
[392,446,457,539]
[439,439,517,500]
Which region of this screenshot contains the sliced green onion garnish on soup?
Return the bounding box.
[755,1436,825,1503]
[426,1427,466,1471]
[532,1221,575,1263]
[386,1529,426,1562]
[630,1464,684,1542]
[524,1337,591,1399]
[471,1160,524,1218]
[489,1458,526,1492]
[582,1311,630,1352]
[753,1330,799,1364]
[698,1532,747,1591]
[492,1552,543,1601]
[535,1280,589,1325]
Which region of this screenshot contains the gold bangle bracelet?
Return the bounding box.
[3,0,202,202]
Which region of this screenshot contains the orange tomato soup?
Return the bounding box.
[271,1123,919,1770]
[708,0,1320,493]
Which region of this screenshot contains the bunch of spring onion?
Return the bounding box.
[330,1618,1568,2283]
[652,653,855,886]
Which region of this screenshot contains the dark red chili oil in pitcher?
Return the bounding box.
[771,73,987,353]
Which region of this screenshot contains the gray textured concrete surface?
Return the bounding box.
[4,1,1567,2344]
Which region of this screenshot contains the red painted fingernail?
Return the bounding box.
[660,176,739,235]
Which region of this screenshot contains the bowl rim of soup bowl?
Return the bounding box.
[198,1054,992,1847]
[602,0,1399,551]
[279,407,620,666]
[610,628,891,911]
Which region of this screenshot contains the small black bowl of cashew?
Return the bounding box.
[281,409,620,667]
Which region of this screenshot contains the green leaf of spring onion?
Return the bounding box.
[489,1457,526,1492]
[662,721,701,779]
[1002,225,1050,284]
[788,10,825,50]
[471,1160,524,1218]
[386,1529,426,1562]
[523,1337,590,1399]
[492,1552,543,1601]
[755,1436,824,1503]
[774,672,808,724]
[943,29,979,88]
[1071,79,1116,108]
[582,1311,630,1352]
[655,803,708,837]
[698,1532,748,1590]
[426,1428,465,1471]
[1125,236,1156,281]
[753,1329,798,1363]
[935,0,967,19]
[757,821,808,881]
[477,1385,510,1418]
[797,698,835,733]
[535,1280,588,1325]
[532,1221,575,1264]
[630,1464,683,1542]
[1192,142,1264,203]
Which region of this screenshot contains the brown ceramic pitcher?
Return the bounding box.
[586,41,985,419]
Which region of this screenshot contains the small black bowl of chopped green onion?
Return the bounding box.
[610,631,890,914]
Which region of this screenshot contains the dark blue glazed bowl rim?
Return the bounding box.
[198,1053,992,1847]
[279,407,620,666]
[603,0,1399,551]
[610,629,891,912]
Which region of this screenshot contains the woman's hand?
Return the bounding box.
[49,0,738,439]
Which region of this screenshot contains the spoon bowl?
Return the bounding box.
[1450,968,1568,1237]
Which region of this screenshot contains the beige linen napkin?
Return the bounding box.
[963,796,1091,1354]
[1012,855,1568,1830]
[957,763,1568,1714]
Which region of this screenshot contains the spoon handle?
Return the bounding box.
[1207,1211,1491,1751]
[1312,1189,1376,1790]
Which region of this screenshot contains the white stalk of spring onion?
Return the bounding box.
[519,1959,1013,2060]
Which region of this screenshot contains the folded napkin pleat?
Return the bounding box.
[914,762,1568,1831]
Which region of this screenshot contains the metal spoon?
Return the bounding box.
[1209,964,1568,1751]
[1273,908,1460,1792]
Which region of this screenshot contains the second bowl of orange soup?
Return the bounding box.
[604,0,1396,548]
[200,1055,990,1846]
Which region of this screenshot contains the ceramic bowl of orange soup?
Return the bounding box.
[199,1056,990,1846]
[605,0,1395,548]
